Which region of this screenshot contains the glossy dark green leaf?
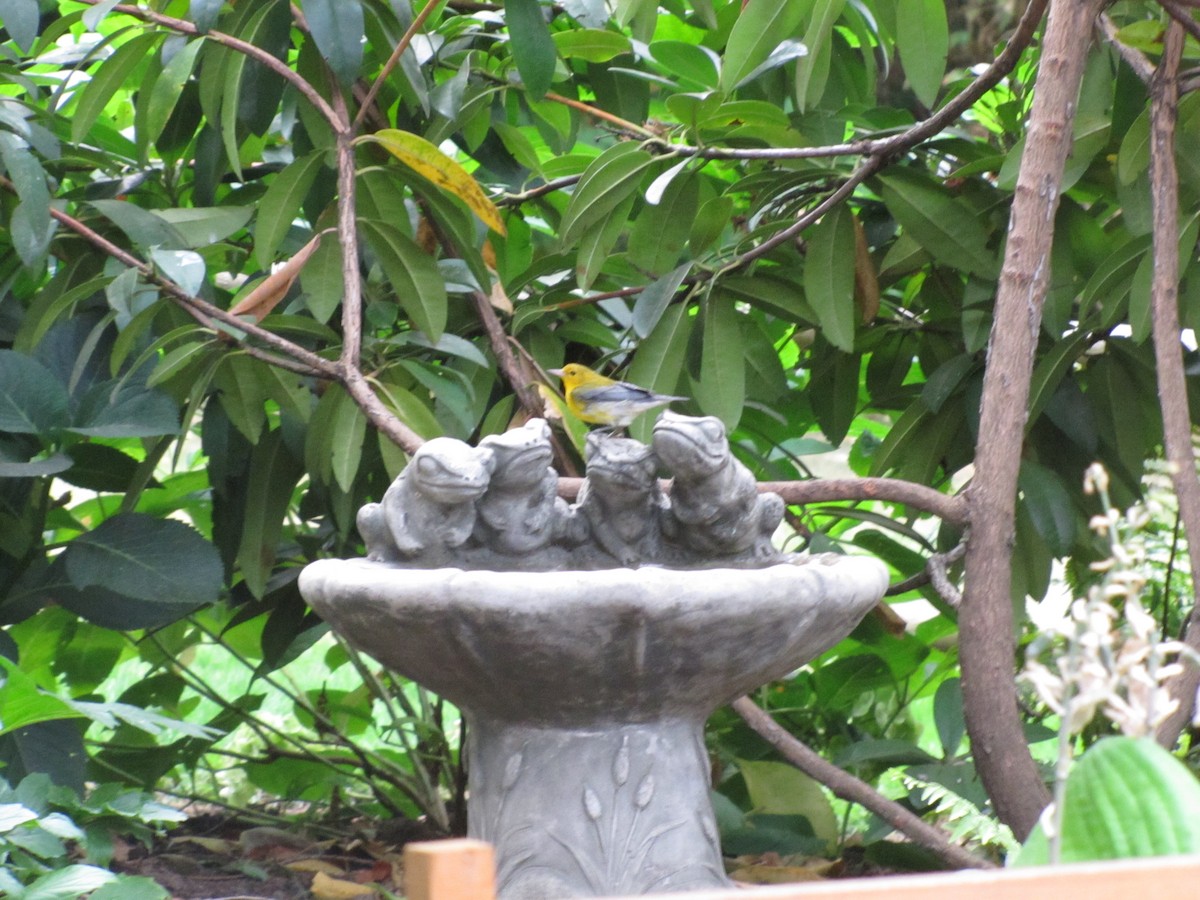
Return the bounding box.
[60,444,143,492]
[553,29,631,62]
[809,344,860,446]
[145,39,204,143]
[87,199,187,251]
[507,0,557,100]
[804,205,856,352]
[300,235,344,324]
[255,151,326,269]
[650,40,720,89]
[921,354,977,414]
[633,263,691,339]
[361,219,449,341]
[575,193,634,289]
[304,0,364,85]
[879,169,996,277]
[0,0,39,51]
[237,429,304,598]
[1018,461,1076,556]
[895,0,947,108]
[559,143,657,246]
[720,0,806,93]
[933,678,965,759]
[64,513,222,609]
[628,172,698,276]
[795,1,843,110]
[71,32,164,143]
[70,379,180,439]
[188,0,223,31]
[690,195,733,256]
[0,351,70,435]
[698,297,745,429]
[0,444,72,478]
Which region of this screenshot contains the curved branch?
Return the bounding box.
[1147,21,1200,748]
[26,186,339,379]
[82,1,342,133]
[554,474,967,523]
[731,697,994,871]
[961,0,1106,841]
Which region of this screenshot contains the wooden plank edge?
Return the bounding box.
[609,854,1200,900]
[403,838,495,900]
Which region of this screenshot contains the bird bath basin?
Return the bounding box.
[299,416,889,898]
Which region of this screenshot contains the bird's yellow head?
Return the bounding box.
[550,363,592,385]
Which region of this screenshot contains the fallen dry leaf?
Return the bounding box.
[311,869,378,899]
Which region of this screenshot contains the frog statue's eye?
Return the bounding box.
[417,454,443,478]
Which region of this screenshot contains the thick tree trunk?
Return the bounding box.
[960,0,1105,840]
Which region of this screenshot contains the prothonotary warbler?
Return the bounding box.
[549,363,687,429]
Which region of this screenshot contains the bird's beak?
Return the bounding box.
[547,368,564,377]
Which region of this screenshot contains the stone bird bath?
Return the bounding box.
[300,415,888,898]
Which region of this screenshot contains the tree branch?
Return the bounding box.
[1145,21,1200,748]
[353,0,443,130]
[730,697,994,871]
[80,1,341,132]
[960,0,1106,841]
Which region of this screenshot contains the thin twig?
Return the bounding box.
[353,0,443,130]
[1097,13,1155,83]
[8,176,339,378]
[544,90,660,138]
[731,697,994,870]
[77,0,341,132]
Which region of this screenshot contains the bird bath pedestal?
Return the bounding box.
[298,416,889,898]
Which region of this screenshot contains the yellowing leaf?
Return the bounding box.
[310,870,376,899]
[361,129,506,235]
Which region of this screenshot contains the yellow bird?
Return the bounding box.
[548,363,687,429]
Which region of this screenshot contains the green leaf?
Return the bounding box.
[690,195,733,255]
[87,199,187,251]
[720,0,807,94]
[698,297,745,430]
[795,0,845,111]
[878,169,997,277]
[650,40,720,89]
[70,379,180,438]
[300,234,344,323]
[145,38,204,143]
[0,659,85,737]
[507,0,557,100]
[255,150,326,269]
[0,132,52,267]
[1012,737,1200,865]
[559,143,657,246]
[0,351,70,435]
[933,678,965,758]
[738,759,838,846]
[0,0,39,51]
[237,429,303,598]
[575,192,634,289]
[809,343,860,445]
[804,204,856,352]
[71,32,165,143]
[1018,461,1076,556]
[188,0,223,32]
[303,0,364,85]
[361,219,449,341]
[63,513,222,609]
[628,171,698,276]
[553,29,631,62]
[896,0,948,108]
[23,864,117,900]
[156,206,253,248]
[633,263,691,338]
[89,876,169,900]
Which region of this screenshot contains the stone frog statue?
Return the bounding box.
[357,437,495,566]
[653,411,784,562]
[470,418,574,566]
[573,432,668,568]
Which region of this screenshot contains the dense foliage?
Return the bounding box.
[1,0,1199,877]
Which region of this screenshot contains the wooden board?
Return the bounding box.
[403,839,495,900]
